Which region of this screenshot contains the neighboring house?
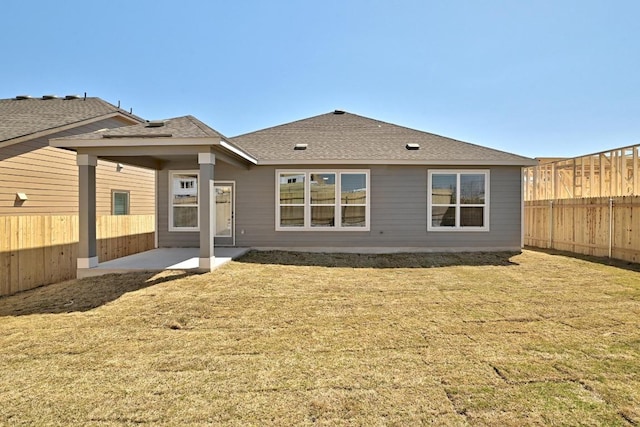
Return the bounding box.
[52,111,537,274]
[0,95,156,296]
[0,95,154,216]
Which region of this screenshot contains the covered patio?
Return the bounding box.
[77,247,251,278]
[51,116,257,278]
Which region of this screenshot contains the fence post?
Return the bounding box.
[549,200,554,249]
[608,198,614,258]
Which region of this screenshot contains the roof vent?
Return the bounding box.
[146,120,166,128]
[406,143,420,150]
[333,110,345,115]
[15,95,32,100]
[294,143,308,150]
[42,95,59,100]
[65,94,81,100]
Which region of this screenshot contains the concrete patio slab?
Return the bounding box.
[77,247,251,278]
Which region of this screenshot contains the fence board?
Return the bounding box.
[42,216,53,290]
[525,196,640,263]
[0,218,9,295]
[9,216,19,295]
[0,214,155,296]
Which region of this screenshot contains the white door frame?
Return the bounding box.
[214,181,235,246]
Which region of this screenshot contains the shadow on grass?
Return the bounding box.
[0,271,196,317]
[235,250,521,268]
[525,246,640,273]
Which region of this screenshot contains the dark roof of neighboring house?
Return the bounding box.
[231,110,536,165]
[0,96,141,143]
[59,115,228,140]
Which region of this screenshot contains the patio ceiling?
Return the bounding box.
[70,144,255,170]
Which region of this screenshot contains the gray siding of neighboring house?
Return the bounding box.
[158,161,523,251]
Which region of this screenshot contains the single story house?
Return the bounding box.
[51,110,537,275]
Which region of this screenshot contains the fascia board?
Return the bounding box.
[51,136,219,148]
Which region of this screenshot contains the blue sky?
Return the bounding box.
[2,0,639,158]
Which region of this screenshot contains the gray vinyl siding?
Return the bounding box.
[157,160,523,251]
[0,117,155,216]
[157,167,200,247]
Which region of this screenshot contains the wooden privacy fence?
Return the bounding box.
[0,215,155,296]
[524,196,640,263]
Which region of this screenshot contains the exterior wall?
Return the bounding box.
[96,159,155,215]
[157,160,202,247]
[158,161,523,251]
[0,117,155,216]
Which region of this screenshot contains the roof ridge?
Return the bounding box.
[228,110,535,164]
[346,112,534,160]
[344,111,528,159]
[90,97,145,123]
[230,111,339,139]
[334,111,478,145]
[184,115,229,140]
[231,110,469,145]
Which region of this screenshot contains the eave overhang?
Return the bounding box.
[253,158,538,167]
[51,136,258,165]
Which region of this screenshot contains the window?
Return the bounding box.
[279,173,305,227]
[276,170,369,231]
[170,171,199,231]
[428,170,489,231]
[112,191,129,215]
[341,173,367,227]
[311,173,335,227]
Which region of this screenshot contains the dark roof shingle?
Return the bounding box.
[57,115,228,140]
[0,96,139,143]
[231,111,535,165]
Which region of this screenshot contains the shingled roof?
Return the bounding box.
[58,115,228,140]
[51,115,257,165]
[231,111,536,166]
[0,96,141,144]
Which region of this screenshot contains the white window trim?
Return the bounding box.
[169,170,199,232]
[427,169,490,232]
[275,169,370,231]
[111,190,130,215]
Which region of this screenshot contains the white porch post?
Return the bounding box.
[198,152,216,271]
[77,154,98,271]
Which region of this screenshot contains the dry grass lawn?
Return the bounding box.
[0,249,639,426]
